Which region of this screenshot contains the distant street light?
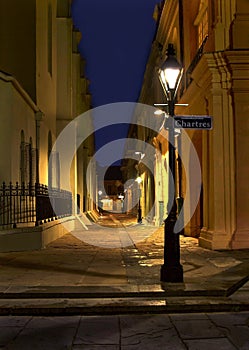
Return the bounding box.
[135,151,144,224]
[98,190,103,215]
[157,43,184,283]
[118,193,125,212]
[135,176,142,184]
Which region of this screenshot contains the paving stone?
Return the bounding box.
[73,346,118,350]
[208,311,249,326]
[0,313,249,349]
[184,338,237,350]
[208,257,241,268]
[170,313,209,321]
[120,315,185,349]
[0,316,31,327]
[171,318,224,339]
[0,327,23,347]
[229,286,249,302]
[5,317,80,350]
[25,316,81,328]
[222,325,249,350]
[74,316,119,345]
[208,313,249,349]
[121,340,185,350]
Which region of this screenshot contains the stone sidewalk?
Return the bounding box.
[0,213,248,314]
[0,312,249,349]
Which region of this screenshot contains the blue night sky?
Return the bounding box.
[71,0,160,164]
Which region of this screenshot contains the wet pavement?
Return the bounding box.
[0,213,249,348]
[0,212,248,315]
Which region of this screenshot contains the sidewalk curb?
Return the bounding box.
[1,272,248,299]
[0,288,235,299]
[0,297,248,316]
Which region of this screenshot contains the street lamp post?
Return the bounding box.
[157,43,184,283]
[137,197,142,223]
[135,176,142,223]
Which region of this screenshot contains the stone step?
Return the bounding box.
[0,285,229,299]
[0,296,248,316]
[1,277,248,299]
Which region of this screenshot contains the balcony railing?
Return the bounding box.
[0,182,72,229]
[185,35,209,89]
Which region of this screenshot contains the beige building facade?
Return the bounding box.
[0,0,95,250]
[136,0,249,250]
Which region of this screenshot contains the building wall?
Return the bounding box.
[0,0,36,101]
[56,1,95,213]
[0,0,95,237]
[179,0,249,249]
[0,74,37,184]
[137,0,249,249]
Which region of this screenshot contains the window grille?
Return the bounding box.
[20,141,36,185]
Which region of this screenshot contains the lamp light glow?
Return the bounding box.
[135,176,142,184]
[158,43,183,99]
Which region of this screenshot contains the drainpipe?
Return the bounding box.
[35,111,43,184]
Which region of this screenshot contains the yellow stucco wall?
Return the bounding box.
[137,0,249,249]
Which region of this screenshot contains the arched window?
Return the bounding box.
[20,132,36,185]
[48,131,60,188]
[48,131,52,157]
[20,130,25,184]
[29,137,36,185]
[48,131,52,187]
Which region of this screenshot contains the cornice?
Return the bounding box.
[224,50,249,91]
[224,50,249,66]
[190,51,233,91]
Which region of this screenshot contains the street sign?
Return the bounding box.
[174,115,212,130]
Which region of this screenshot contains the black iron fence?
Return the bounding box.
[0,182,72,229]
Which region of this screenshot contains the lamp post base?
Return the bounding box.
[161,214,183,282]
[137,208,142,223]
[160,264,183,283]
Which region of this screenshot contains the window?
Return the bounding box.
[48,131,52,187]
[48,131,60,188]
[194,0,208,48]
[29,138,36,185]
[20,131,25,184]
[20,132,36,185]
